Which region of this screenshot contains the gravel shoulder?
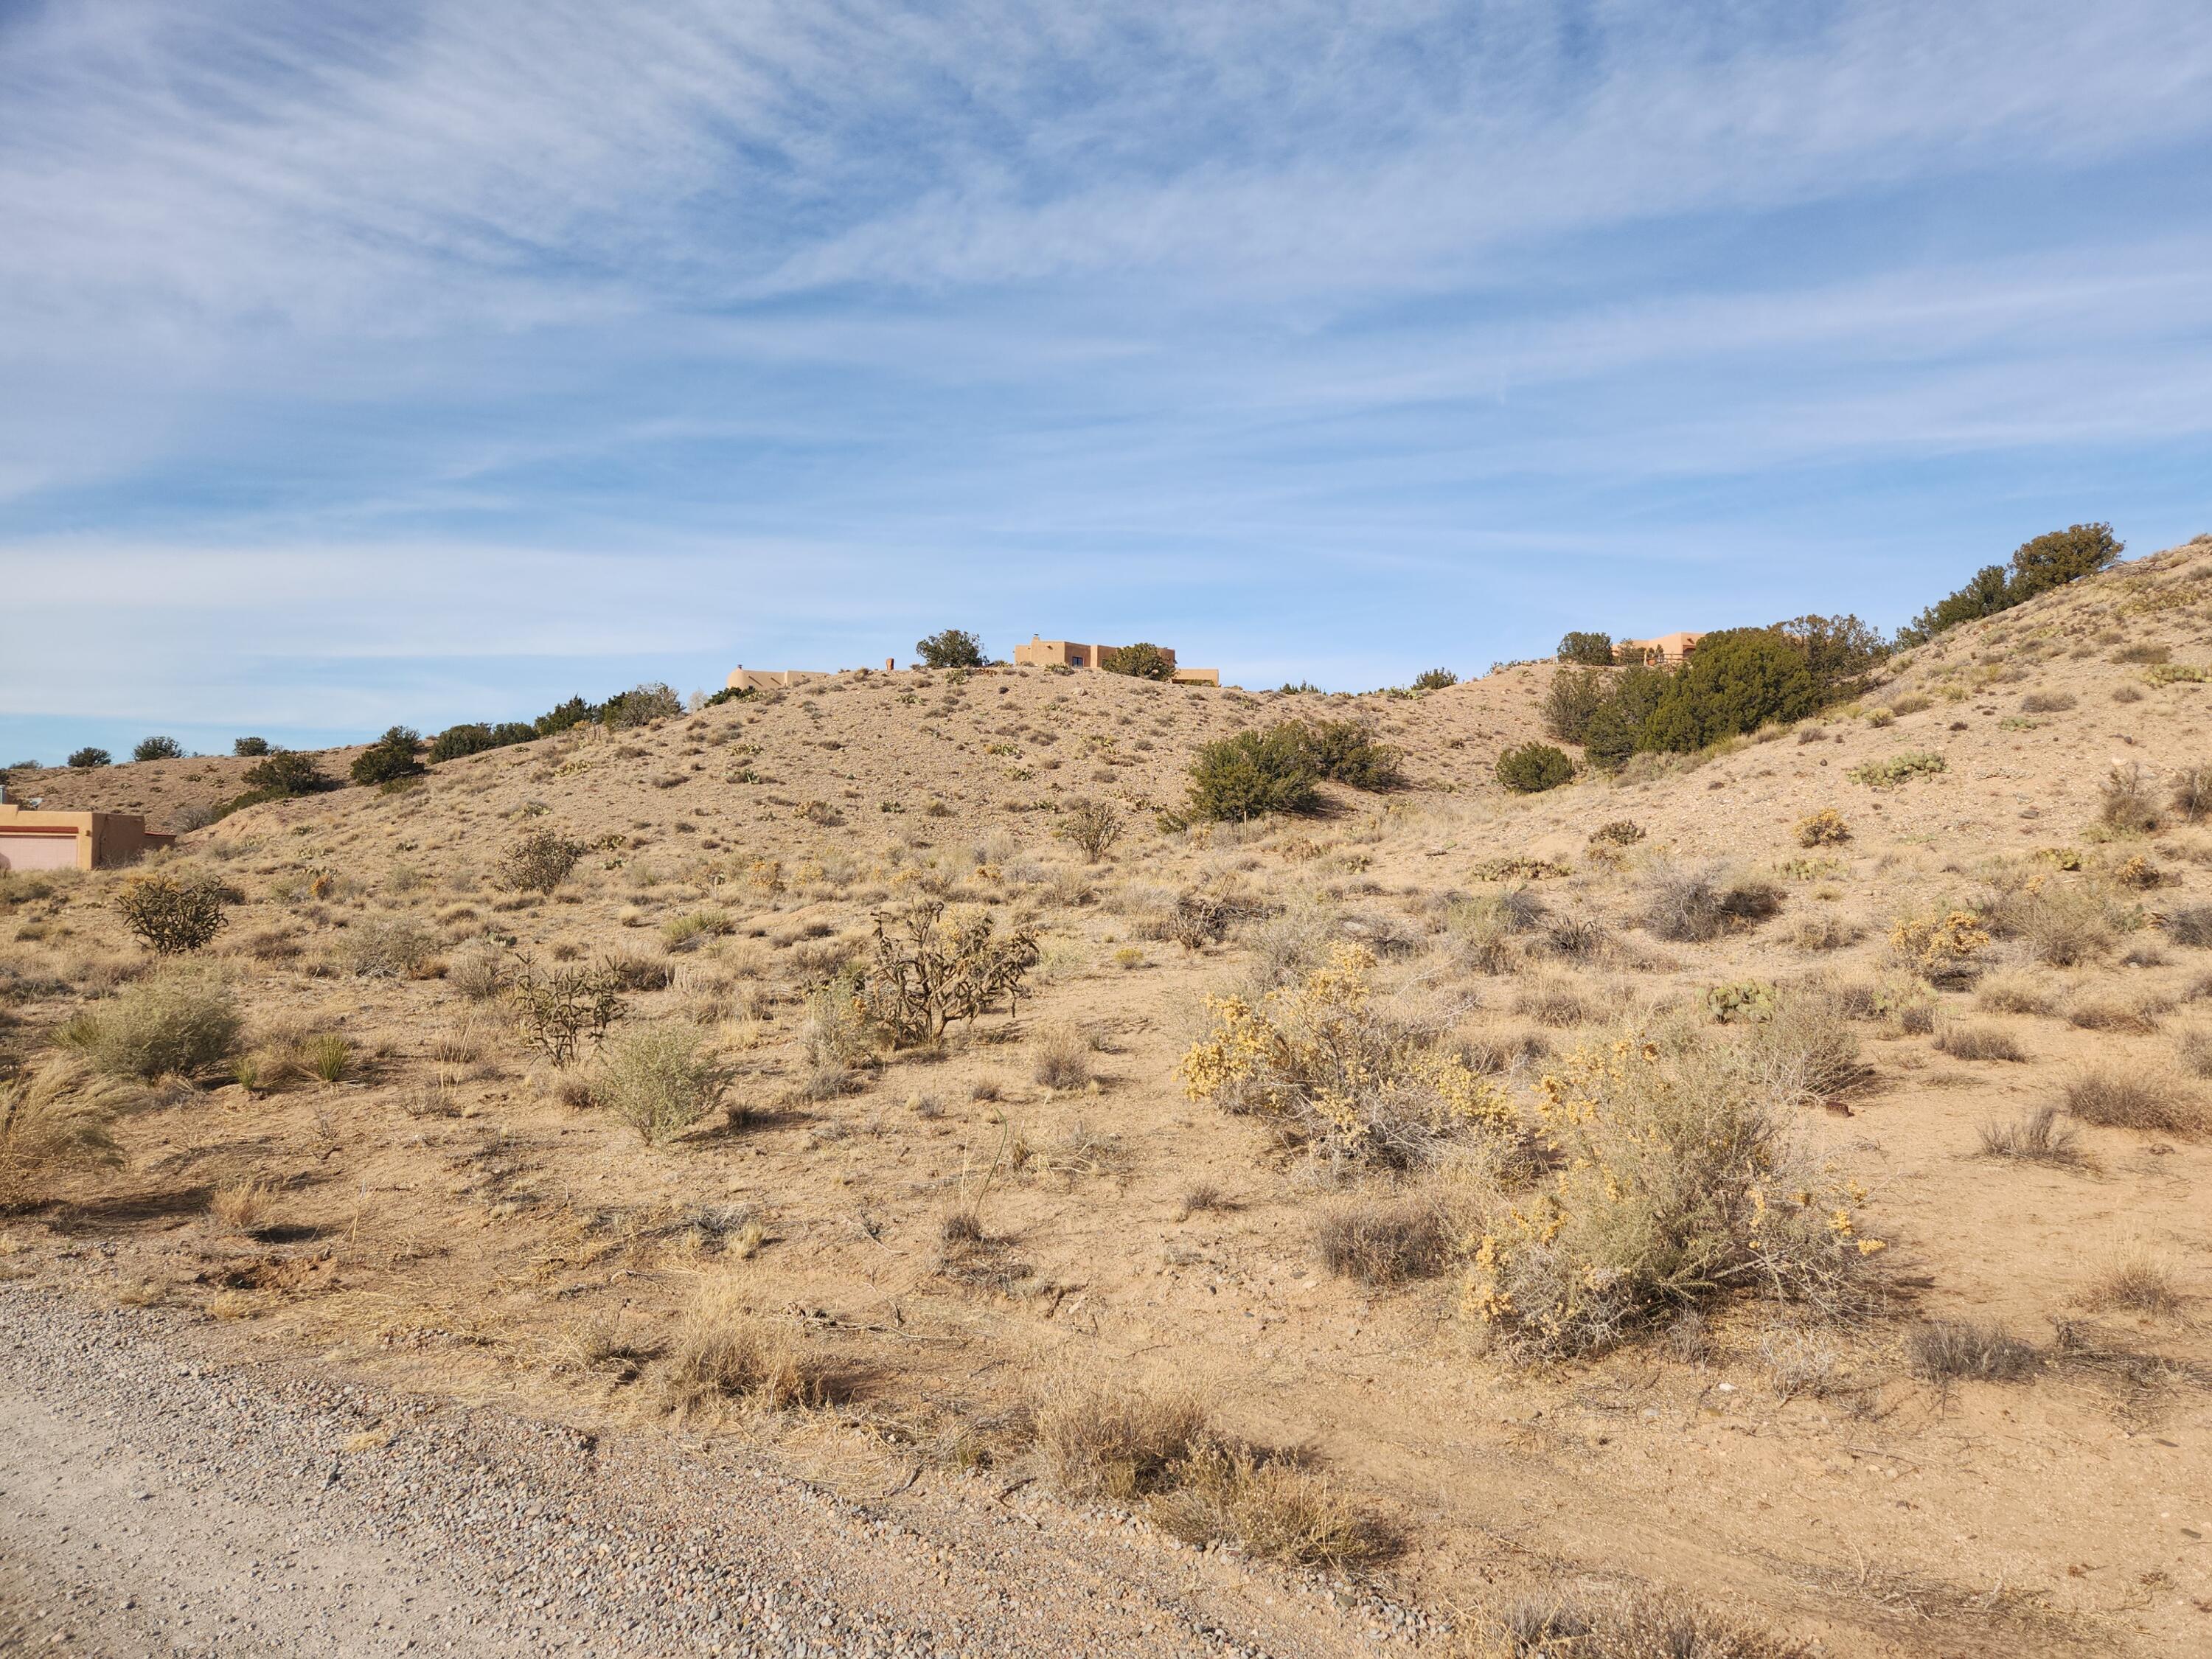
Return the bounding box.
[0,1284,1389,1658]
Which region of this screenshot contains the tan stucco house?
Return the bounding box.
[1012,636,1220,686]
[0,801,173,872]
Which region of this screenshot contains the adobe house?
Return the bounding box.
[1614,630,1703,667]
[1012,636,1221,686]
[0,798,174,872]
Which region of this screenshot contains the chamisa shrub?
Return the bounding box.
[113,870,230,954]
[1495,741,1574,793]
[1557,631,1617,667]
[1796,808,1850,847]
[62,968,241,1079]
[1178,943,1511,1169]
[1102,642,1175,681]
[1186,725,1320,821]
[1464,1039,1882,1357]
[596,1023,730,1145]
[349,726,425,785]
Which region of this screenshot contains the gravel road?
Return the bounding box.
[0,1284,1408,1658]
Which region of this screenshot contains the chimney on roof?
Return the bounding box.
[886,657,894,672]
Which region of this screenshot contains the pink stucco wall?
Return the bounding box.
[0,831,80,872]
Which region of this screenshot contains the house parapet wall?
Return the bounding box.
[0,803,173,872]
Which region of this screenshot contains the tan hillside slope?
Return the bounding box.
[5,538,2212,1658]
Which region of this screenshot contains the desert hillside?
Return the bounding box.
[7,538,2212,1656]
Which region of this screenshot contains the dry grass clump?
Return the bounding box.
[2065,992,2164,1034]
[1034,1383,1388,1569]
[1180,943,1510,1169]
[1975,973,2056,1017]
[2062,1066,2208,1135]
[1742,989,1869,1105]
[60,969,240,1079]
[1313,1198,1451,1285]
[596,1022,729,1144]
[0,1060,130,1209]
[1907,1320,2039,1384]
[1030,1022,1093,1091]
[2171,765,2212,824]
[1512,973,1594,1029]
[2084,1240,2181,1315]
[2175,1028,2212,1078]
[447,945,505,1001]
[1933,1023,2026,1062]
[2161,903,2212,948]
[1786,911,1860,953]
[661,1279,839,1415]
[1977,1105,2082,1165]
[1476,1588,1813,1659]
[1465,1039,1880,1358]
[209,1176,279,1234]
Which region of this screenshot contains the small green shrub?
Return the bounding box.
[132,735,183,762]
[1703,980,1775,1024]
[113,871,230,955]
[914,629,985,669]
[66,747,111,770]
[232,737,271,757]
[1495,742,1574,793]
[1298,720,1402,790]
[1411,667,1458,691]
[1557,631,1616,667]
[1101,641,1174,680]
[239,751,326,798]
[1186,726,1320,821]
[600,683,683,729]
[349,726,424,786]
[1587,819,1644,848]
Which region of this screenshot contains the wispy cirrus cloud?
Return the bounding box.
[2,1,2210,757]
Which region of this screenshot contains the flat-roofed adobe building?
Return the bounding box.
[0,801,173,872]
[1614,630,1703,667]
[1012,636,1221,686]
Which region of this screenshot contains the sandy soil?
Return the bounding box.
[6,539,2212,1655]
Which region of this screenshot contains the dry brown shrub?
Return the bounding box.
[1313,1198,1450,1285]
[60,969,240,1079]
[2066,993,2165,1034]
[1975,973,2055,1016]
[1512,973,1593,1029]
[1908,1320,2039,1383]
[1933,1023,2026,1062]
[661,1279,839,1415]
[1476,1588,1814,1659]
[2062,1065,2208,1135]
[1036,1384,1210,1501]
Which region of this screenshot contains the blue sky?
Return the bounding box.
[3,1,2209,762]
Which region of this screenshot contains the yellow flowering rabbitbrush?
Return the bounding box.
[1179,943,1511,1169]
[1461,1039,1881,1357]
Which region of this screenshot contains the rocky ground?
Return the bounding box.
[0,1281,1404,1659]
